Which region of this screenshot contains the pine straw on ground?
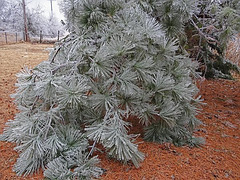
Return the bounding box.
[226,34,240,67]
[0,43,239,179]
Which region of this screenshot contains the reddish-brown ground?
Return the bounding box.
[0,43,239,179]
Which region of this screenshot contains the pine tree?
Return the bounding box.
[5,0,236,179]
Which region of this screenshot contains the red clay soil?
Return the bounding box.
[0,43,240,180]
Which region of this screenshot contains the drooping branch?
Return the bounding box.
[190,16,219,44]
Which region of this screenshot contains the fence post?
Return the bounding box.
[5,32,7,44]
[57,30,60,41]
[27,32,30,42]
[16,33,18,43]
[23,32,25,41]
[40,30,43,43]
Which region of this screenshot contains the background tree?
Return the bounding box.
[27,7,64,38]
[0,0,65,38]
[0,0,8,29]
[0,0,23,31]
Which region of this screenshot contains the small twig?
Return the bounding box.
[50,45,62,63]
[87,140,97,159]
[31,96,39,111]
[51,62,75,75]
[190,18,218,45]
[44,117,53,140]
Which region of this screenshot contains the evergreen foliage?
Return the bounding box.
[1,0,238,179]
[185,0,240,78]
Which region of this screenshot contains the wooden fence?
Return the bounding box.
[0,31,23,44]
[0,31,63,44]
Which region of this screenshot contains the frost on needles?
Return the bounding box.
[1,0,205,179]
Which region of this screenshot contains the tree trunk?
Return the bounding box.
[22,0,29,42]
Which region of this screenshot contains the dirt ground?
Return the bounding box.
[0,43,239,179]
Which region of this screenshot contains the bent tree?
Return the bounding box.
[2,0,239,179]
